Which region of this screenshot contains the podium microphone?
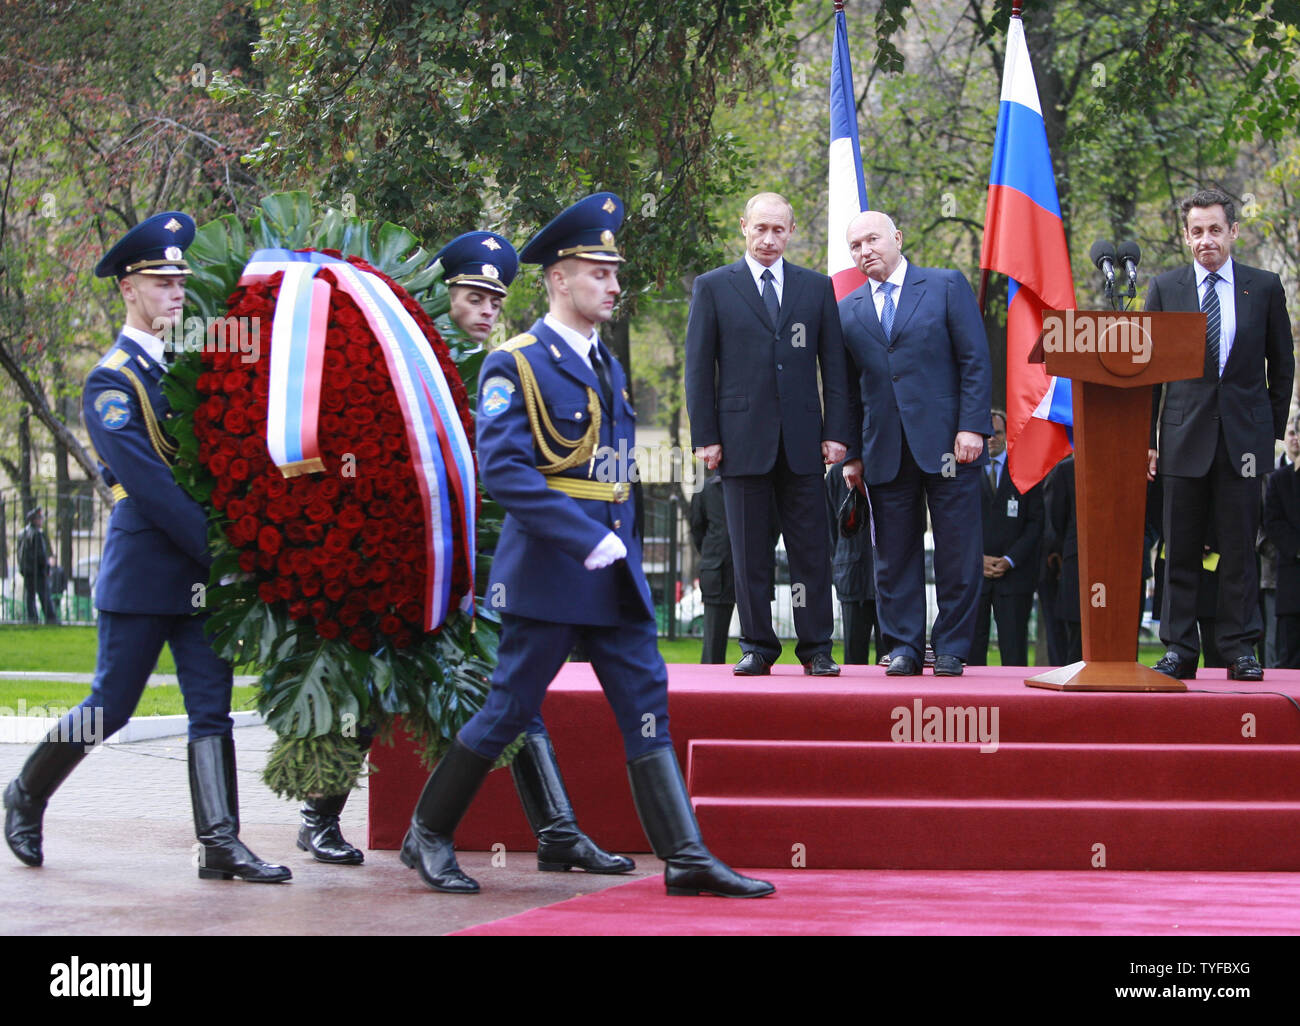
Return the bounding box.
[1090,240,1118,307]
[1117,240,1141,298]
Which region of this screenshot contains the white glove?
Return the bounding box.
[584,531,627,570]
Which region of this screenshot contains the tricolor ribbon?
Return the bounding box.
[238,248,476,630]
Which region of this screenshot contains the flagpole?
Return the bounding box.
[980,1,1024,315]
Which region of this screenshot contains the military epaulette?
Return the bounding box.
[100,349,130,372]
[499,332,537,353]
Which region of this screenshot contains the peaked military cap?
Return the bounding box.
[433,231,518,297]
[519,193,625,267]
[94,212,195,279]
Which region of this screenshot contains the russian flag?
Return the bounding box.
[980,13,1075,493]
[827,4,869,301]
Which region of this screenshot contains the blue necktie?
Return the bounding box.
[879,281,896,339]
[1202,271,1221,378]
[760,268,780,326]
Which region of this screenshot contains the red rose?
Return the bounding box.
[324,580,346,601]
[379,614,402,635]
[258,582,278,603]
[257,526,282,555]
[316,621,341,640]
[228,458,250,481]
[347,627,372,651]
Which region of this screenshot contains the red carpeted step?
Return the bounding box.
[686,739,1300,801]
[692,796,1300,870]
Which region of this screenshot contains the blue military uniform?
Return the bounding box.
[458,315,669,758]
[401,195,772,898]
[3,212,289,881]
[79,331,233,741]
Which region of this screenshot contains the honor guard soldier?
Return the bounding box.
[400,194,774,898]
[296,231,632,878]
[2,213,291,882]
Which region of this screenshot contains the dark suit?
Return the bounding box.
[1149,259,1294,662]
[826,462,878,664]
[459,319,670,761]
[1262,465,1300,667]
[689,474,734,664]
[840,262,993,662]
[685,258,849,663]
[971,455,1043,666]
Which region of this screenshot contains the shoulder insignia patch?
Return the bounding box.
[102,350,130,371]
[93,389,132,431]
[499,332,537,353]
[480,375,516,418]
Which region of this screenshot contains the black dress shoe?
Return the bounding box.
[1153,651,1197,680]
[733,653,772,676]
[933,654,964,677]
[885,654,922,676]
[1226,655,1264,682]
[803,653,840,676]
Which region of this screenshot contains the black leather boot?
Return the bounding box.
[189,734,292,882]
[400,738,492,893]
[511,732,635,874]
[3,735,89,866]
[298,793,364,864]
[627,746,775,898]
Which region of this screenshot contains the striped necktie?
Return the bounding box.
[879,281,896,339]
[1202,271,1221,378]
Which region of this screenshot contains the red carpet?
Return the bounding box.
[370,664,1300,870]
[452,868,1300,936]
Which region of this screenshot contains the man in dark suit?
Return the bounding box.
[400,194,772,899]
[1263,459,1300,667]
[1146,187,1294,681]
[839,210,993,677]
[3,213,289,882]
[971,410,1043,667]
[685,192,850,677]
[687,471,735,663]
[826,460,879,664]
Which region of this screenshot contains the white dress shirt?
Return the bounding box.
[744,252,784,305]
[1194,257,1236,375]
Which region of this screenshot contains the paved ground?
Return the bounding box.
[0,725,657,935]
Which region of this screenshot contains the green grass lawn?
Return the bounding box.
[0,681,261,717]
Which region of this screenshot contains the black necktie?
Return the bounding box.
[590,345,614,411]
[760,268,780,325]
[1202,271,1221,378]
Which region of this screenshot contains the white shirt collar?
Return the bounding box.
[874,257,908,294]
[544,313,599,368]
[1195,257,1234,287]
[120,325,166,366]
[744,252,784,291]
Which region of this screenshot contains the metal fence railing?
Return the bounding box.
[0,486,108,626]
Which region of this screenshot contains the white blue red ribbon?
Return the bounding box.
[237,248,476,630]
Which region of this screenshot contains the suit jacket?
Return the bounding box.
[1044,455,1079,623]
[840,263,994,483]
[1148,260,1294,478]
[980,461,1043,596]
[1263,465,1300,615]
[478,318,654,627]
[684,258,849,477]
[83,334,212,614]
[689,474,733,605]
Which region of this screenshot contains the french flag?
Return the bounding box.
[827,3,869,301]
[980,13,1075,493]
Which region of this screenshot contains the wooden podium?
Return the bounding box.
[1025,309,1206,692]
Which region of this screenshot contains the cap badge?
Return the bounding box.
[601,230,615,246]
[602,199,616,214]
[482,264,500,278]
[164,218,182,232]
[164,246,183,261]
[481,237,502,251]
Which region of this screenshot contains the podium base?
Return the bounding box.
[1025,660,1188,693]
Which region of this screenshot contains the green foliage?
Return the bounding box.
[263,731,371,801]
[214,1,798,313]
